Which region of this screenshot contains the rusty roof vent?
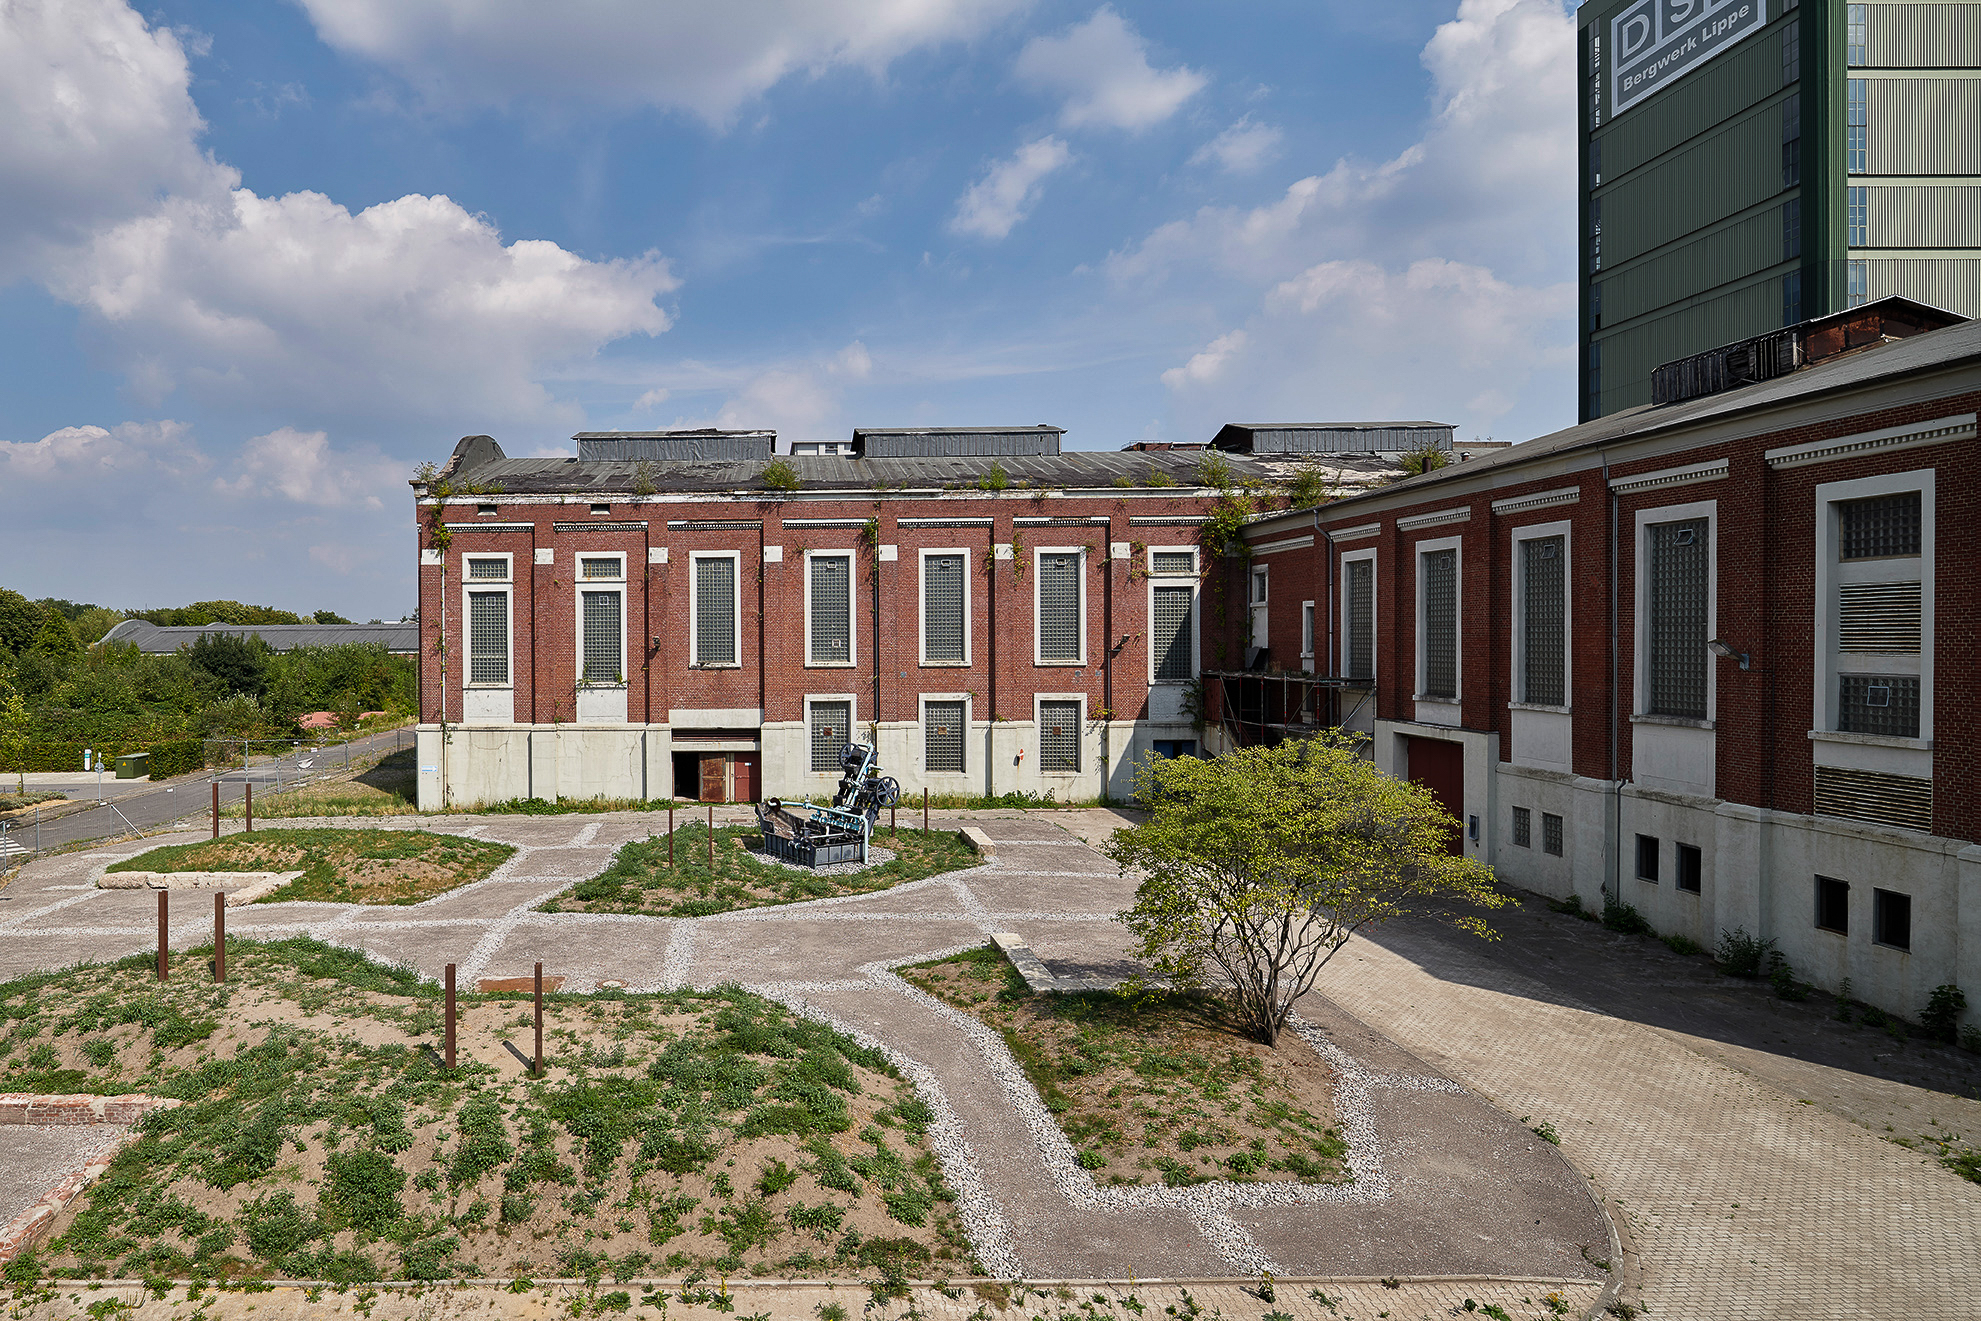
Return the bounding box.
[1650,296,1966,408]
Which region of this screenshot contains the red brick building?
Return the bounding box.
[1219,300,1980,1020]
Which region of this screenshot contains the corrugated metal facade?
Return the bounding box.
[1866,78,1981,174]
[577,435,775,462]
[1868,4,1981,67]
[1242,425,1452,453]
[1602,204,1794,323]
[1867,184,1981,248]
[855,430,1062,457]
[1863,258,1981,314]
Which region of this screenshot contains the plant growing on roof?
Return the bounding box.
[1281,465,1337,511]
[977,463,1010,493]
[1105,734,1507,1046]
[632,460,659,497]
[760,458,800,493]
[1394,441,1450,479]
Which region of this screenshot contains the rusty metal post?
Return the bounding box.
[444,963,456,1069]
[211,782,219,839]
[707,804,714,866]
[668,805,674,866]
[214,893,225,982]
[890,805,896,832]
[156,891,168,982]
[533,962,544,1079]
[245,782,253,833]
[923,787,928,834]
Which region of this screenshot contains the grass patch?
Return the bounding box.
[0,790,68,812]
[481,797,692,816]
[107,827,515,906]
[900,947,1348,1188]
[544,824,978,918]
[5,938,974,1282]
[220,749,419,819]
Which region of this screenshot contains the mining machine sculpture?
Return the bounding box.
[756,742,900,866]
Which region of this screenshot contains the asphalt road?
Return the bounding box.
[0,726,414,860]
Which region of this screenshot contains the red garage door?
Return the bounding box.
[1406,736,1465,857]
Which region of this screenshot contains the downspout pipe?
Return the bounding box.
[1605,452,1621,909]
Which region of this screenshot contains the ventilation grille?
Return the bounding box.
[810,701,850,773]
[923,555,965,662]
[1151,585,1194,682]
[1813,763,1933,833]
[1837,581,1921,652]
[924,700,964,773]
[808,555,852,664]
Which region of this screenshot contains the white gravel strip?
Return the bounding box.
[744,843,898,875]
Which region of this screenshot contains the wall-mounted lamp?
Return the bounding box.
[1707,638,1750,670]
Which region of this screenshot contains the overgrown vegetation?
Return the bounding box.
[108,828,515,906]
[546,824,978,918]
[219,749,420,819]
[4,940,973,1282]
[901,947,1347,1188]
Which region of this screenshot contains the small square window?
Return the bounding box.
[581,557,622,580]
[1511,806,1532,848]
[1635,834,1660,883]
[466,558,507,580]
[1151,550,1196,576]
[1816,876,1850,934]
[590,502,611,516]
[1675,844,1702,894]
[477,503,498,517]
[1873,888,1911,950]
[1542,813,1564,857]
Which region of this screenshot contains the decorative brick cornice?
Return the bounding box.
[1606,458,1729,495]
[1329,522,1382,541]
[1764,412,1977,469]
[1396,506,1473,532]
[555,520,650,532]
[1491,486,1582,515]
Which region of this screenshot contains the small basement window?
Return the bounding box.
[590,502,612,516]
[1816,876,1850,934]
[1635,834,1660,883]
[1675,843,1702,894]
[477,503,498,517]
[1872,888,1911,950]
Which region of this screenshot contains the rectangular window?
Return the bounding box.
[808,554,852,665]
[1782,197,1800,260]
[1873,887,1911,950]
[1588,196,1602,272]
[1847,4,1866,66]
[1783,20,1800,82]
[1676,843,1702,894]
[581,590,622,684]
[1848,186,1867,247]
[1647,519,1709,719]
[1838,674,1921,737]
[1522,536,1566,706]
[1587,340,1602,418]
[581,557,620,580]
[1816,875,1850,934]
[922,554,966,663]
[1847,80,1866,173]
[924,700,965,774]
[1635,834,1660,883]
[1151,549,1196,576]
[1839,491,1921,559]
[1782,269,1803,325]
[1588,137,1601,185]
[1346,559,1374,681]
[1039,700,1081,772]
[1038,553,1083,663]
[693,556,738,667]
[1590,280,1602,332]
[1511,806,1532,848]
[1248,565,1269,652]
[467,557,507,580]
[1847,260,1869,307]
[1782,136,1801,189]
[1542,812,1564,857]
[809,700,851,773]
[1301,602,1315,658]
[1421,548,1458,699]
[1151,585,1195,683]
[467,591,509,684]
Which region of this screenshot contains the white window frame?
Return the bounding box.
[1339,546,1377,682]
[1510,520,1573,711]
[1300,600,1316,668]
[918,547,973,667]
[1413,535,1464,701]
[688,550,742,669]
[1144,545,1199,577]
[460,553,513,688]
[1033,547,1088,666]
[804,694,859,775]
[1145,567,1200,686]
[574,551,627,688]
[1033,693,1086,775]
[1812,469,1934,742]
[919,693,972,776]
[1247,562,1269,653]
[1632,499,1717,722]
[803,548,858,668]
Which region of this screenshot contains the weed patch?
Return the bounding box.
[108,827,514,905]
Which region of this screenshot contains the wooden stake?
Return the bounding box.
[707,804,714,866]
[245,782,253,833]
[211,782,219,839]
[923,787,928,834]
[444,963,456,1069]
[668,805,674,865]
[156,890,168,982]
[213,892,225,982]
[533,962,544,1079]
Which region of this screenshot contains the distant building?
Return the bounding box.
[1579,0,1981,420]
[100,619,418,655]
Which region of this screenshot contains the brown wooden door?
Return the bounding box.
[699,755,725,802]
[1406,736,1465,856]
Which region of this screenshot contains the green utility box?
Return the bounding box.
[114,752,150,780]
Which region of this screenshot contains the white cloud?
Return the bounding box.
[633,386,672,410]
[0,0,217,279]
[294,0,1033,125]
[214,427,404,511]
[1188,117,1283,173]
[0,418,205,480]
[1014,7,1204,131]
[949,136,1072,241]
[1159,330,1247,389]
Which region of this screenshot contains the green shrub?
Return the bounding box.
[1601,896,1652,935]
[1716,926,1775,978]
[1921,984,1968,1044]
[145,739,205,779]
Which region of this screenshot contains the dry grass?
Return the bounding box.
[107,827,515,905]
[220,749,419,819]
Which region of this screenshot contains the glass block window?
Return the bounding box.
[1511,806,1531,848]
[466,558,507,580]
[1542,812,1564,857]
[1151,585,1195,682]
[923,555,965,662]
[1346,560,1373,681]
[1782,197,1800,260]
[1647,520,1708,719]
[1847,4,1866,66]
[808,554,852,664]
[1038,553,1082,662]
[467,591,508,684]
[694,557,737,666]
[1151,550,1195,576]
[1039,700,1081,772]
[924,700,965,774]
[1522,536,1566,706]
[581,590,621,684]
[1839,491,1921,559]
[581,557,620,580]
[809,701,850,773]
[1847,259,1868,307]
[1421,548,1457,698]
[1838,674,1920,738]
[1848,186,1867,247]
[1847,80,1866,173]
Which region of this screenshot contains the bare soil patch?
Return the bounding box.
[106,828,515,905]
[902,947,1347,1188]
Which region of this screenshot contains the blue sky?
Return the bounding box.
[1,0,1576,619]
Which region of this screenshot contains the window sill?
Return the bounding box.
[1036,661,1088,668]
[1872,941,1912,955]
[919,660,972,668]
[1508,701,1572,715]
[578,683,627,691]
[464,683,513,690]
[1631,713,1714,731]
[1413,693,1461,704]
[1808,729,1931,751]
[689,664,742,671]
[804,661,860,669]
[1816,925,1848,938]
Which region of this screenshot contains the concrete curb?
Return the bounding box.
[958,826,997,859]
[989,931,1118,993]
[0,1093,180,1264]
[98,870,302,905]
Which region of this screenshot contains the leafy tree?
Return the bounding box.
[28,607,80,659]
[0,589,39,656]
[186,632,271,698]
[312,610,354,624]
[132,601,305,627]
[0,685,29,792]
[1394,443,1450,479]
[70,606,125,645]
[1105,735,1510,1046]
